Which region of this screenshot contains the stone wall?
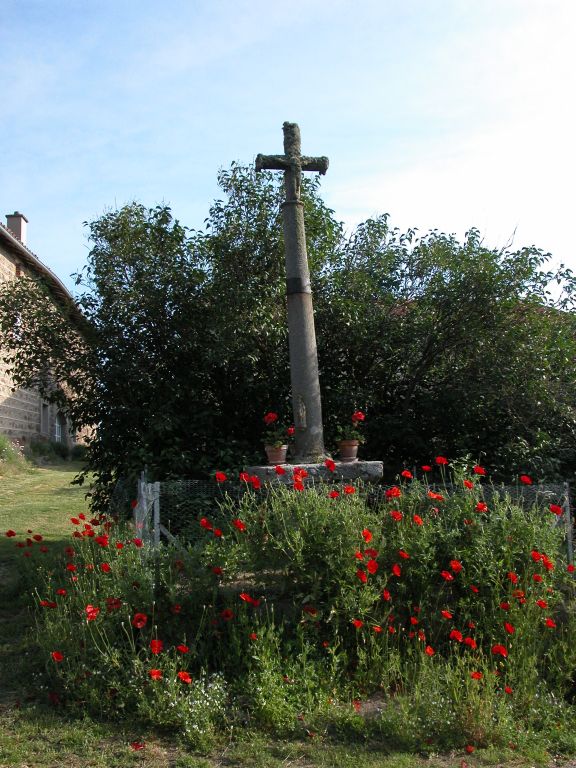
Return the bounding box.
[0,237,69,446]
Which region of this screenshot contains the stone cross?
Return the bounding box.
[256,122,329,462]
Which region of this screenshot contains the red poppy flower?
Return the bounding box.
[51,651,64,663]
[250,476,261,490]
[85,604,100,621]
[343,485,355,495]
[390,510,403,521]
[287,425,295,436]
[352,410,365,422]
[264,412,278,425]
[401,470,413,479]
[324,459,336,472]
[328,490,340,499]
[435,456,448,465]
[425,645,435,656]
[399,549,410,560]
[386,486,401,499]
[531,550,542,562]
[410,616,419,626]
[213,528,223,537]
[356,569,367,584]
[177,671,192,684]
[100,563,111,573]
[106,597,122,611]
[362,528,372,543]
[56,588,67,596]
[542,556,554,572]
[351,618,363,628]
[354,551,364,561]
[504,685,513,694]
[239,592,260,606]
[364,549,378,560]
[150,639,163,654]
[441,570,454,581]
[471,671,483,680]
[549,504,563,516]
[239,472,250,482]
[366,559,378,574]
[149,669,162,680]
[176,644,189,654]
[470,584,479,593]
[39,599,57,608]
[519,474,533,485]
[507,572,518,584]
[465,745,475,754]
[130,742,145,751]
[545,618,556,628]
[66,563,77,572]
[491,644,508,658]
[450,559,463,573]
[382,589,391,601]
[215,471,227,483]
[116,542,124,550]
[536,599,548,609]
[463,479,474,489]
[32,533,43,542]
[95,535,109,548]
[132,613,148,628]
[473,465,486,476]
[371,624,382,634]
[249,632,258,640]
[232,518,246,532]
[475,502,488,513]
[533,573,543,583]
[392,563,401,577]
[292,480,303,492]
[421,465,432,472]
[464,636,477,649]
[303,605,318,616]
[275,465,286,475]
[132,538,143,548]
[449,629,463,642]
[5,530,16,538]
[428,491,444,501]
[221,609,234,621]
[568,564,575,573]
[412,514,423,526]
[504,622,515,635]
[441,610,453,620]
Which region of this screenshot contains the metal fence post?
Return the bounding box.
[153,481,161,549]
[563,482,574,569]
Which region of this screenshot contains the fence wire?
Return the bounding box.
[127,472,574,565]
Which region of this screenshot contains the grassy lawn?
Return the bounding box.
[0,460,574,768]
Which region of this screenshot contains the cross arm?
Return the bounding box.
[255,154,329,175]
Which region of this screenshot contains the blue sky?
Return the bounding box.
[1,0,574,292]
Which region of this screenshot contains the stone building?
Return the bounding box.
[0,211,81,448]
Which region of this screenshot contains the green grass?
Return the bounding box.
[0,461,572,768]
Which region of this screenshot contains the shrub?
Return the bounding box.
[0,435,29,474]
[70,443,88,461]
[14,462,576,752]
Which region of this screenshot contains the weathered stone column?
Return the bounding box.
[256,122,329,462]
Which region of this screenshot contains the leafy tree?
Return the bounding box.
[1,165,575,511]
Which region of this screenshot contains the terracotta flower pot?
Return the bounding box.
[265,444,288,465]
[338,439,359,463]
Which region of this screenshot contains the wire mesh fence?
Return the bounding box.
[126,471,574,565]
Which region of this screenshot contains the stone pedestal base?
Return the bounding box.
[244,460,383,485]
